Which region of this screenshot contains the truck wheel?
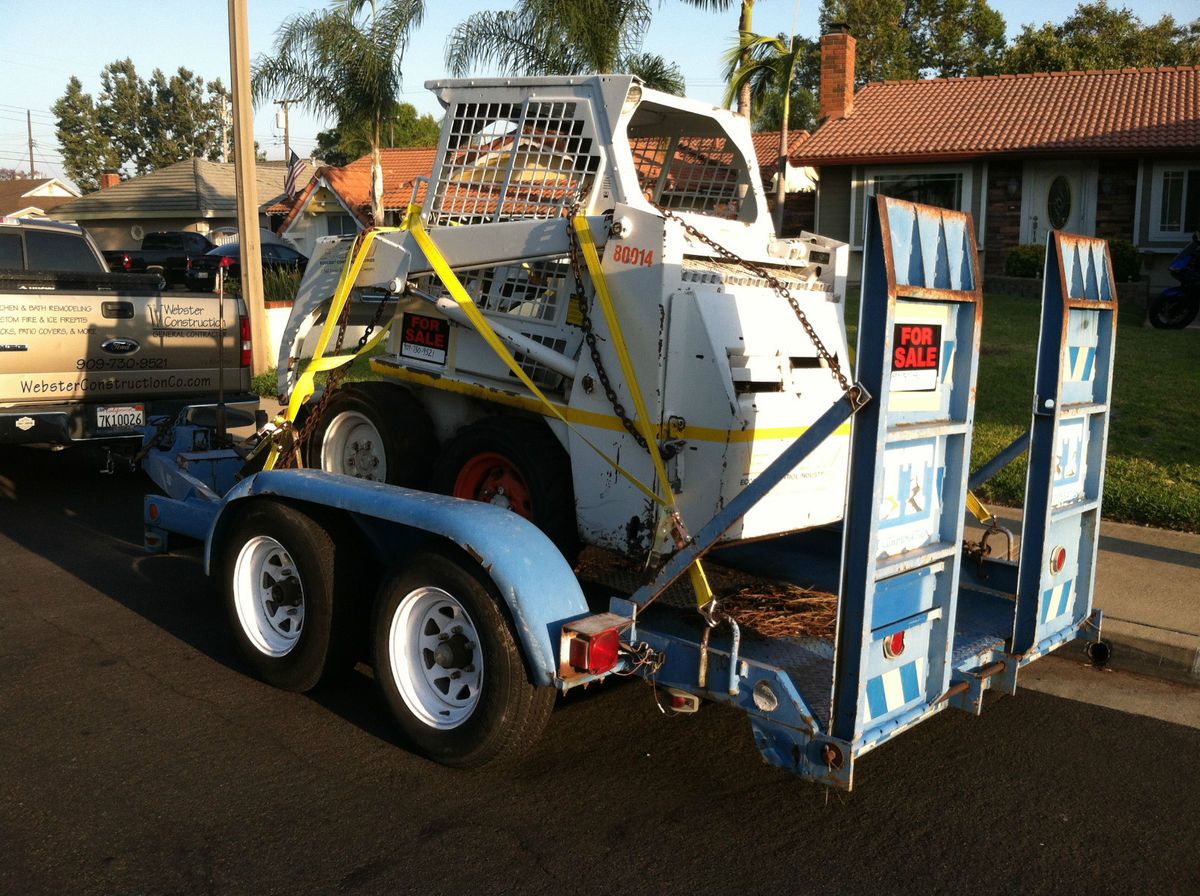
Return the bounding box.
[309,383,435,486]
[223,500,355,692]
[372,549,555,767]
[431,416,578,558]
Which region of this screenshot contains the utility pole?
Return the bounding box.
[275,98,299,161]
[27,110,35,177]
[219,96,230,163]
[227,0,270,375]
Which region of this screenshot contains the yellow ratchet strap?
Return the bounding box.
[966,491,995,527]
[572,215,714,608]
[264,227,402,471]
[403,206,665,512]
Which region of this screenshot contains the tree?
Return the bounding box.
[445,0,687,94]
[817,0,1006,82]
[253,0,425,224]
[0,168,39,181]
[53,62,229,192]
[724,31,810,233]
[51,76,119,193]
[1004,2,1200,73]
[314,101,439,167]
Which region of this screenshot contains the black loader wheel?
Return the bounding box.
[430,415,578,559]
[308,382,436,486]
[222,500,359,692]
[372,548,556,767]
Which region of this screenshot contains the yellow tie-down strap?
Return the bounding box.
[966,490,995,527]
[406,205,712,608]
[264,226,403,471]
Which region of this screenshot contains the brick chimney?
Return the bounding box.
[819,24,856,123]
[99,171,121,189]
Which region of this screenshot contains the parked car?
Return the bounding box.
[102,231,216,287]
[185,241,308,292]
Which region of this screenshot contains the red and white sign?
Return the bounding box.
[891,323,941,392]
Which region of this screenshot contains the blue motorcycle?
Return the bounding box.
[1148,231,1200,329]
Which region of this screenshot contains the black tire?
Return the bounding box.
[372,548,556,767]
[1147,292,1199,329]
[222,500,358,692]
[308,383,436,486]
[430,415,578,558]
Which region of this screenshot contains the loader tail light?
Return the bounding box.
[569,627,620,675]
[239,314,252,368]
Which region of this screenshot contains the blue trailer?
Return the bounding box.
[140,191,1117,788]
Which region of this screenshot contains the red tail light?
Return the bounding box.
[185,258,192,271]
[220,255,236,269]
[118,252,131,271]
[239,314,252,367]
[563,613,627,676]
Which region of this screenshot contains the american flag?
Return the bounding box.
[284,149,305,199]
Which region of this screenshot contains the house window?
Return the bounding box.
[1152,166,1200,238]
[857,166,971,247]
[326,214,358,236]
[873,172,963,211]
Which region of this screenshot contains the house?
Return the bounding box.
[273,147,437,257]
[0,177,80,218]
[798,26,1200,287]
[51,157,314,251]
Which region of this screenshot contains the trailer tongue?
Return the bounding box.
[138,76,1115,788]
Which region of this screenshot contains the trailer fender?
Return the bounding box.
[205,470,589,686]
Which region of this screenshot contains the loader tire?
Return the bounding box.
[372,547,556,767]
[308,383,435,486]
[431,415,579,559]
[222,500,359,692]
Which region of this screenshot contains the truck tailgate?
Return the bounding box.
[0,280,245,406]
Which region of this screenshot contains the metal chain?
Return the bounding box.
[565,196,650,452]
[652,202,856,399]
[274,285,392,470]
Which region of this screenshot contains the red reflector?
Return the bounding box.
[1050,545,1067,575]
[669,694,689,709]
[883,630,906,660]
[568,627,620,675]
[148,502,158,521]
[239,315,252,367]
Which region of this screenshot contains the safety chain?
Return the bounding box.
[653,202,857,401]
[131,408,185,466]
[273,282,392,469]
[565,196,649,452]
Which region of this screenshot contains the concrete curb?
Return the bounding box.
[1095,619,1200,686]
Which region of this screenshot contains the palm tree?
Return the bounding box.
[252,0,424,224]
[446,0,706,94]
[723,30,805,234]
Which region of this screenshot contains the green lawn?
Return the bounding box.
[849,288,1198,532]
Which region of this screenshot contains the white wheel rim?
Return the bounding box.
[232,535,304,657]
[321,411,386,481]
[388,586,483,729]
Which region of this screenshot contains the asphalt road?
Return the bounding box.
[1,446,1198,896]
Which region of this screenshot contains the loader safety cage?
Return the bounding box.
[137,195,1116,790]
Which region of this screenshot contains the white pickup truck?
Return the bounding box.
[0,216,258,448]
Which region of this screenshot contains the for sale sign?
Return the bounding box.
[890,323,941,392]
[400,312,450,365]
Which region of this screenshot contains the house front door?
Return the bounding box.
[1021,161,1096,245]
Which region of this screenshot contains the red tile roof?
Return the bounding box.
[751,130,810,168]
[271,147,438,227]
[797,66,1200,166]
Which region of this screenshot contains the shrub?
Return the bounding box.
[1004,244,1045,278]
[1107,238,1142,283]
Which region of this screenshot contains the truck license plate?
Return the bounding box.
[97,404,145,429]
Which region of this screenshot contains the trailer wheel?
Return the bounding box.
[431,416,578,558]
[309,383,435,486]
[223,501,355,692]
[372,549,555,767]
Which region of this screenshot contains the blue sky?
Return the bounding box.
[0,0,1185,185]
